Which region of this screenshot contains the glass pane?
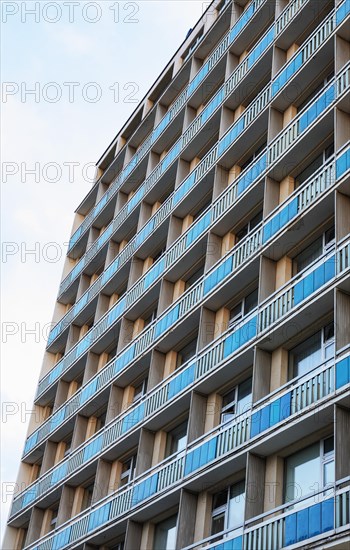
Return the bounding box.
[323,436,334,454]
[228,481,245,529]
[250,210,263,230]
[244,288,258,315]
[290,331,322,378]
[323,460,335,486]
[222,388,236,408]
[295,236,323,273]
[237,378,252,414]
[325,226,335,246]
[211,512,225,535]
[154,515,177,550]
[284,442,320,503]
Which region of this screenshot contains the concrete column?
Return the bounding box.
[83,352,100,385]
[194,491,212,542]
[268,107,283,143]
[264,455,284,512]
[140,521,155,550]
[94,293,110,322]
[151,431,167,467]
[135,428,154,476]
[188,392,207,443]
[204,392,222,433]
[148,350,165,390]
[198,307,215,351]
[259,256,276,302]
[158,279,174,314]
[57,485,75,525]
[335,35,350,72]
[166,215,183,247]
[117,317,134,352]
[252,348,272,403]
[92,459,112,504]
[213,164,229,200]
[214,307,230,339]
[264,177,280,217]
[335,405,350,480]
[279,176,295,203]
[106,384,124,423]
[26,507,45,545]
[270,347,289,392]
[245,453,266,520]
[108,459,122,494]
[71,415,89,450]
[335,108,350,151]
[41,441,57,473]
[175,489,197,549]
[125,520,143,550]
[205,232,222,272]
[164,350,178,378]
[221,232,235,257]
[335,289,350,351]
[336,191,350,242]
[275,255,292,290]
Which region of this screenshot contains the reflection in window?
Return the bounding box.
[229,288,258,328]
[177,338,197,368]
[295,143,334,187]
[120,455,136,487]
[153,514,178,550]
[221,378,252,423]
[293,227,335,274]
[165,421,188,458]
[289,322,334,379]
[211,480,245,537]
[284,437,334,507]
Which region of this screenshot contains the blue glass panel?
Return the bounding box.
[145,257,165,289]
[202,437,217,465]
[51,408,66,431]
[155,305,179,338]
[186,211,211,247]
[336,356,350,389]
[269,399,281,426]
[321,498,334,532]
[204,257,232,295]
[250,411,261,438]
[285,512,297,546]
[52,527,71,550]
[309,503,322,537]
[80,378,97,404]
[303,272,314,299]
[336,148,350,178]
[121,402,145,433]
[325,256,336,280]
[173,172,196,205]
[261,404,270,432]
[133,474,158,505]
[83,434,103,462]
[168,362,195,399]
[52,462,68,484]
[23,488,37,506]
[297,508,309,541]
[115,344,135,373]
[88,502,110,532]
[280,392,291,420]
[336,0,350,23]
[294,279,304,305]
[101,257,119,285]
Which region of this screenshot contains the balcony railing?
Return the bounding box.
[48,29,349,352]
[27,144,350,461]
[13,235,350,517]
[42,65,350,408]
[67,0,269,254]
[21,364,350,550]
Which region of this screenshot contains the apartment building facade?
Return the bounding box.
[4,0,350,548]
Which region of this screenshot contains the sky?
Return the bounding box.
[0,0,207,538]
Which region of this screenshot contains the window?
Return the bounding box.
[293,227,335,274]
[153,246,166,263]
[185,266,204,290]
[241,142,267,171]
[182,29,204,61]
[144,309,157,328]
[177,337,197,367]
[153,514,178,550]
[193,200,211,221]
[211,480,245,537]
[120,455,136,487]
[289,322,334,379]
[221,378,252,423]
[229,288,258,327]
[298,73,334,113]
[49,506,59,531]
[295,144,334,187]
[133,378,148,403]
[236,210,263,243]
[82,483,94,510]
[284,437,334,507]
[96,409,107,431]
[165,421,188,458]
[63,437,72,458]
